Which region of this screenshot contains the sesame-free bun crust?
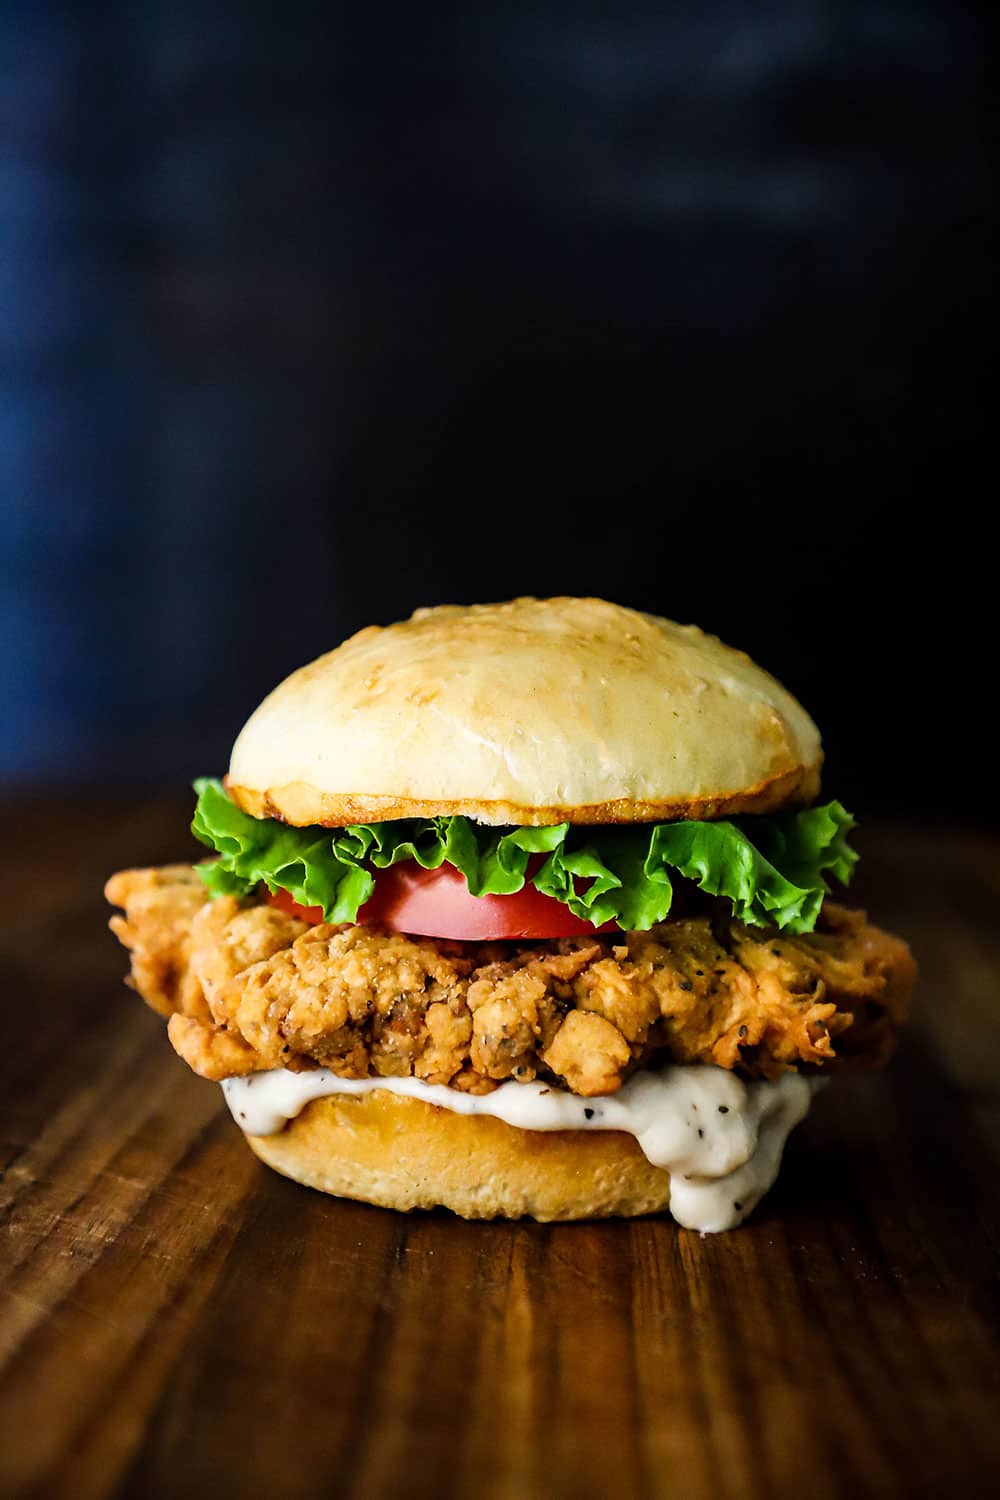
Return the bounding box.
[228,597,821,827]
[246,1089,673,1221]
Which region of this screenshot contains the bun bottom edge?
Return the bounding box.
[244,1089,673,1222]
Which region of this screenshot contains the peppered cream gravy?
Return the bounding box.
[222,1064,821,1232]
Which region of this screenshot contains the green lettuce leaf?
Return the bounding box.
[191,778,857,934]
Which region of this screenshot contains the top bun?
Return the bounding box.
[227,597,821,827]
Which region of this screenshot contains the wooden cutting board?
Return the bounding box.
[1,796,997,1499]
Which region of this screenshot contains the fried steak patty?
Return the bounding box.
[106,865,915,1098]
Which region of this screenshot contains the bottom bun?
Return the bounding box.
[246,1088,672,1221]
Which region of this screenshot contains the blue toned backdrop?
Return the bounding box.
[1,2,990,812]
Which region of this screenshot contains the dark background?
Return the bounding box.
[1,1,990,816]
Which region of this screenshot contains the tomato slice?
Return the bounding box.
[266,861,615,940]
[267,887,325,925]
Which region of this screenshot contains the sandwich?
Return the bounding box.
[105,597,916,1231]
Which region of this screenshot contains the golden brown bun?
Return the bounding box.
[228,596,821,827]
[247,1089,673,1221]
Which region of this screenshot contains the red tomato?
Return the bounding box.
[267,862,615,940]
[267,887,325,924]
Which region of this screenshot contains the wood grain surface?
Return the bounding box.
[1,795,997,1500]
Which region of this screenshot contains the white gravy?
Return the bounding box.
[222,1064,822,1232]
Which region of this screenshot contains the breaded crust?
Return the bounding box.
[106,866,917,1095]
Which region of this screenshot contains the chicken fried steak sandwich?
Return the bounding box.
[106,598,915,1231]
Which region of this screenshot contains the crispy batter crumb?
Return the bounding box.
[107,865,916,1097]
[104,865,211,1020]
